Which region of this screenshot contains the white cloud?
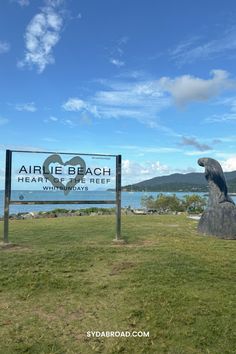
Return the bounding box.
[49,116,58,121]
[170,36,201,58]
[62,70,236,128]
[122,159,169,184]
[159,70,235,106]
[44,115,59,123]
[62,119,76,127]
[15,102,37,112]
[92,79,170,126]
[206,96,236,123]
[170,26,236,66]
[108,36,128,67]
[62,98,87,111]
[110,58,125,67]
[207,113,236,123]
[45,113,93,127]
[45,0,65,7]
[0,41,10,54]
[62,79,170,127]
[0,117,9,126]
[16,0,30,6]
[18,2,64,73]
[221,156,236,172]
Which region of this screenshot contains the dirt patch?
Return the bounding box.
[109,261,136,276]
[0,243,31,252]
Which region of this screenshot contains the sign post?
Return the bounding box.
[3,150,12,243]
[2,150,122,243]
[116,155,122,240]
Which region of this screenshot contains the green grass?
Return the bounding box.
[0,214,235,354]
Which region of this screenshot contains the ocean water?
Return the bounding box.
[0,190,214,216]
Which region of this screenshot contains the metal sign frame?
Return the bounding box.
[3,150,122,243]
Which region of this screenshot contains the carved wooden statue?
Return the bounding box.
[198,157,236,239]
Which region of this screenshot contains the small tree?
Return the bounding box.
[141,195,155,209]
[182,194,206,213]
[155,194,183,213]
[141,193,184,213]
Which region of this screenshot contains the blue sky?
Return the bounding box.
[1,0,236,187]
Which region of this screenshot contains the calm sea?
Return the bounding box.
[0,190,217,216]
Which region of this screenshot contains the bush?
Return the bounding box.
[140,195,155,209]
[48,208,71,214]
[182,194,207,213]
[141,193,206,214]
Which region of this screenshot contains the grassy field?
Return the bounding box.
[0,214,235,354]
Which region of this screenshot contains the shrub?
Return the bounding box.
[141,193,206,214]
[182,194,207,213]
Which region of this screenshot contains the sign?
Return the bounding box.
[11,151,116,198]
[3,150,122,243]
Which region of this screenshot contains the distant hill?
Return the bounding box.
[122,171,236,192]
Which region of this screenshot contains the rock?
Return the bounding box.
[22,213,34,220]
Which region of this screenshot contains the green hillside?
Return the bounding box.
[123,172,236,192]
